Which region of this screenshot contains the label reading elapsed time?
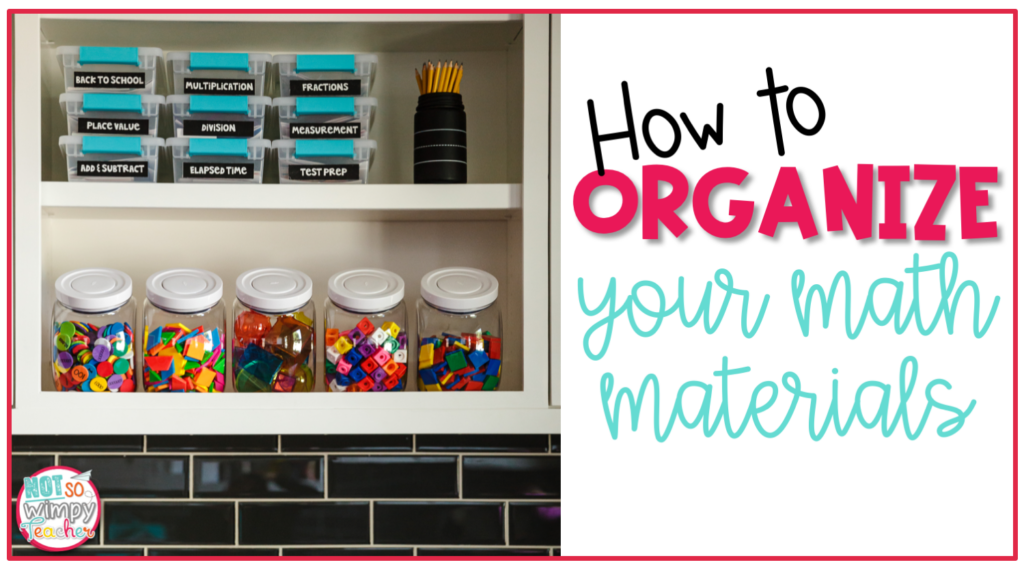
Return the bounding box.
[289,123,361,139]
[289,165,359,181]
[79,118,147,134]
[183,120,255,137]
[183,78,255,95]
[77,161,148,177]
[74,72,146,89]
[290,79,360,95]
[184,162,254,179]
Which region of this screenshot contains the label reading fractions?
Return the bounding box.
[289,123,361,139]
[182,120,255,138]
[73,72,146,89]
[290,79,360,95]
[78,118,148,135]
[77,161,148,178]
[183,78,256,95]
[183,162,255,179]
[289,165,360,181]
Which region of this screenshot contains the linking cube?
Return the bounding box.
[335,359,353,375]
[326,346,341,365]
[371,367,388,381]
[357,342,376,358]
[349,367,367,382]
[383,360,399,375]
[383,337,400,354]
[356,317,375,335]
[393,349,408,363]
[370,328,390,346]
[361,358,379,373]
[372,347,391,366]
[345,350,364,366]
[349,329,366,344]
[381,321,400,338]
[334,335,354,355]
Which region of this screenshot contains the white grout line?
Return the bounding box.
[235,501,240,546]
[143,547,148,556]
[82,497,561,503]
[188,455,194,499]
[413,546,418,556]
[548,434,551,453]
[504,501,510,546]
[277,435,282,453]
[457,454,463,499]
[99,501,105,545]
[143,435,147,452]
[369,500,375,545]
[411,434,416,452]
[322,453,329,499]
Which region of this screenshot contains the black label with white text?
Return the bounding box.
[184,162,255,179]
[184,78,256,95]
[183,120,255,137]
[290,79,359,95]
[289,164,359,181]
[289,122,361,139]
[78,118,147,134]
[77,161,148,178]
[73,72,146,89]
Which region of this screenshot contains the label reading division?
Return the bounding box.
[79,118,147,134]
[289,123,361,139]
[184,162,255,179]
[289,165,359,181]
[182,120,255,137]
[77,161,148,178]
[183,79,256,95]
[290,79,360,95]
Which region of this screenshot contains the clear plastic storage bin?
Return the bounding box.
[51,268,137,393]
[56,46,162,94]
[273,96,377,139]
[232,268,316,393]
[168,95,271,138]
[273,139,376,184]
[167,51,271,96]
[324,269,408,393]
[167,137,271,183]
[142,269,227,393]
[59,93,164,137]
[416,267,502,392]
[58,135,163,183]
[274,54,377,97]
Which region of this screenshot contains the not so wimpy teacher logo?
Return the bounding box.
[16,466,101,552]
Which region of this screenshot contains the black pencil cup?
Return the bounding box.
[414,93,466,184]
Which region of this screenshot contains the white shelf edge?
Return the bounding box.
[39,13,525,23]
[41,182,522,211]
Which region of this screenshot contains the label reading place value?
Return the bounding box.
[73,72,146,89]
[182,120,255,137]
[290,79,360,95]
[77,161,148,178]
[183,78,255,95]
[79,118,147,134]
[289,123,361,139]
[289,165,359,181]
[184,162,255,179]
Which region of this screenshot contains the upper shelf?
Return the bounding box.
[40,182,522,221]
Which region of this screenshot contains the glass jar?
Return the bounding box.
[232,268,316,392]
[324,269,408,392]
[142,268,227,393]
[51,268,137,392]
[416,267,502,391]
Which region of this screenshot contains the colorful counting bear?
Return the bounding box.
[52,320,136,392]
[232,311,315,392]
[324,318,408,392]
[417,332,501,391]
[143,323,226,393]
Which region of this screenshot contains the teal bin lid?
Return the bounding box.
[190,52,249,71]
[189,138,248,157]
[296,97,355,116]
[82,93,143,113]
[79,46,139,66]
[190,95,249,114]
[296,54,355,73]
[295,139,355,158]
[82,136,142,155]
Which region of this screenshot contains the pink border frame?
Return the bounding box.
[5,8,1018,562]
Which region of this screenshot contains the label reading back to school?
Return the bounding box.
[73,72,145,89]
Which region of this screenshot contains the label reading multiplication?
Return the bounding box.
[289,165,359,181]
[184,162,255,179]
[289,123,361,139]
[74,72,146,89]
[183,78,255,95]
[78,118,147,135]
[182,120,255,137]
[290,79,360,95]
[77,161,148,178]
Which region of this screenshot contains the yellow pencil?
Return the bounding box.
[436,61,442,92]
[453,63,464,94]
[440,61,451,92]
[426,62,434,93]
[448,62,460,92]
[445,60,456,92]
[415,68,424,95]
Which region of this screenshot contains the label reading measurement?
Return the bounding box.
[73,72,146,89]
[183,162,255,179]
[78,118,147,134]
[77,161,148,178]
[183,78,255,95]
[182,120,255,137]
[291,79,359,95]
[289,165,359,181]
[289,123,361,139]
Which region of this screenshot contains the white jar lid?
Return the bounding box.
[328,269,405,312]
[146,268,223,313]
[420,267,499,313]
[236,267,313,313]
[55,268,132,312]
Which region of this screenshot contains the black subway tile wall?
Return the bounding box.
[11,434,560,557]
